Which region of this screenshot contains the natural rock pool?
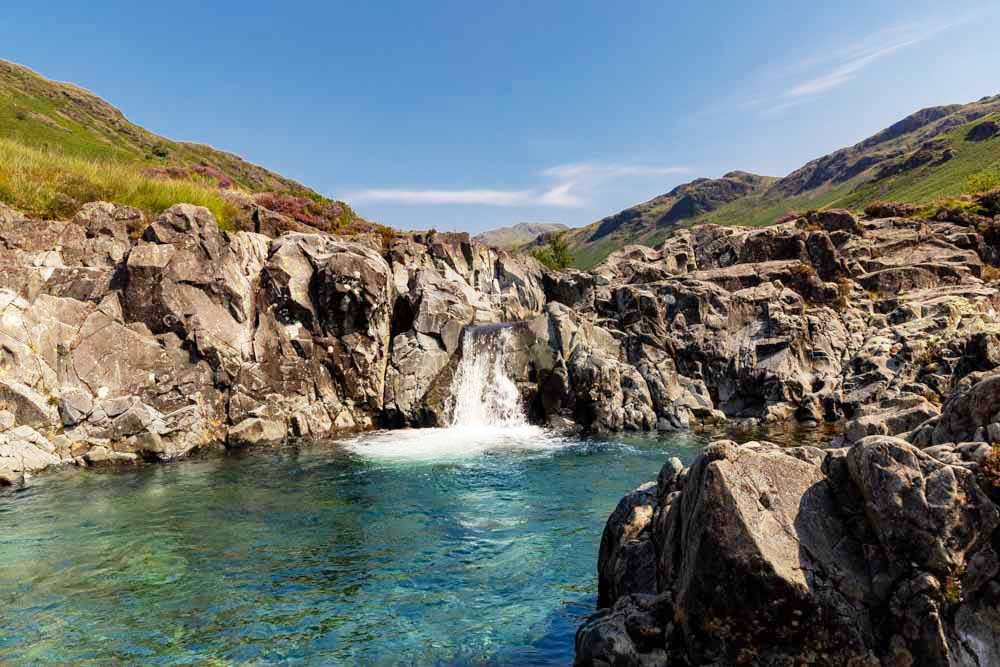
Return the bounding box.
[0,428,709,665]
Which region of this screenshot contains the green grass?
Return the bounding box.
[0,60,366,233]
[0,136,239,227]
[568,110,1000,268]
[0,90,140,163]
[837,115,1000,206]
[0,59,343,200]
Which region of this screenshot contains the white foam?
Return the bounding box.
[343,425,567,462]
[448,326,527,429]
[347,324,565,462]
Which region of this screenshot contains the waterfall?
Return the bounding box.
[346,322,562,461]
[448,325,527,428]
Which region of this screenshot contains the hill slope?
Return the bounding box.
[0,59,359,231]
[474,222,569,249]
[565,94,1000,267]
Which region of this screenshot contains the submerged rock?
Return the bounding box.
[227,417,287,448]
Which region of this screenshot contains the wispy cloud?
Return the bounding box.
[349,162,690,208]
[782,37,923,99]
[753,18,967,116]
[542,163,690,180]
[348,188,534,206]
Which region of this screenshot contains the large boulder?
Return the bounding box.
[0,379,58,429]
[123,204,267,379]
[227,417,287,448]
[597,481,659,607]
[577,437,1000,665]
[0,425,59,474]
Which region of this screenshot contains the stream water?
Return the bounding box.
[0,326,717,664]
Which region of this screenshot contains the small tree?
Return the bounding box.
[531,232,573,270]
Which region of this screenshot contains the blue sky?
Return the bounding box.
[3,1,999,233]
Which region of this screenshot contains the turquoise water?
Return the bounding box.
[0,428,708,665]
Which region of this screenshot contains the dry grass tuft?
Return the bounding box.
[0,137,239,226]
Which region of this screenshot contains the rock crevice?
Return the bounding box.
[578,437,1000,666]
[3,202,1000,481]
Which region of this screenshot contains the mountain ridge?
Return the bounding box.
[563,94,1000,267]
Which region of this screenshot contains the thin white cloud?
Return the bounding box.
[537,182,583,207]
[349,188,534,206]
[759,98,811,117]
[349,162,690,208]
[782,38,921,99]
[542,162,690,180]
[755,17,967,116]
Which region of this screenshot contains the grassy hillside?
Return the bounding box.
[0,60,359,230]
[0,137,239,224]
[565,95,1000,268]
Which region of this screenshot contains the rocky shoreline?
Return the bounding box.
[562,200,1000,663]
[4,195,1000,659]
[576,433,1000,665]
[3,198,1000,484]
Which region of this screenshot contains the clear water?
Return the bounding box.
[0,430,709,665]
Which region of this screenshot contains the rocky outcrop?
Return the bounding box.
[0,202,546,476]
[554,209,1000,436]
[573,206,1000,662]
[577,437,1000,665]
[3,198,1000,481]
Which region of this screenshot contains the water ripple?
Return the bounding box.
[0,430,709,664]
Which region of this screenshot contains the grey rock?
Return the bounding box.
[579,436,1000,664]
[227,417,287,448]
[0,467,24,488]
[74,201,142,241]
[83,445,138,466]
[0,427,59,473]
[847,436,999,575]
[598,481,658,608]
[0,379,58,429]
[58,387,94,426]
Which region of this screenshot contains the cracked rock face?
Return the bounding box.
[3,200,1000,485]
[5,199,1000,659]
[0,202,547,474]
[578,437,1000,666]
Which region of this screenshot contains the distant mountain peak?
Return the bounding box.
[474,222,569,249]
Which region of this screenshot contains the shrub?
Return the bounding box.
[253,191,357,233]
[150,141,171,158]
[531,232,573,270]
[864,201,919,218]
[965,169,1000,196]
[376,224,397,251]
[977,188,1000,217]
[982,264,1000,282]
[942,565,965,605]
